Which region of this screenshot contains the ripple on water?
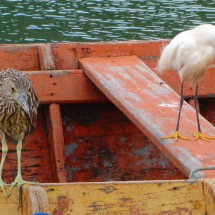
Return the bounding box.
[0,0,214,43]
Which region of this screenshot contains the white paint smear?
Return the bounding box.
[158,102,178,108]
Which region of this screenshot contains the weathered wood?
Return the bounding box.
[46,104,68,182]
[1,179,214,215]
[203,179,215,214]
[0,186,21,215]
[23,186,50,215]
[51,41,162,70]
[80,55,215,179]
[65,135,185,181]
[21,180,215,215]
[0,42,214,98]
[158,68,215,98]
[0,45,39,71]
[50,42,215,97]
[21,70,215,104]
[24,70,107,103]
[37,44,56,70]
[38,46,68,184]
[62,103,185,182]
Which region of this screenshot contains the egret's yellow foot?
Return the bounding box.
[0,179,7,197]
[8,175,39,209]
[161,131,189,141]
[193,132,215,142]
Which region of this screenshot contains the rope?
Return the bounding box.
[189,166,215,179]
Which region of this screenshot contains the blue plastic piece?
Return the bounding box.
[32,213,50,215]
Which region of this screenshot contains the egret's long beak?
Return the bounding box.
[19,93,30,117]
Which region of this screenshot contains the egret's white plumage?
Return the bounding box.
[158,24,215,83]
[157,24,215,141]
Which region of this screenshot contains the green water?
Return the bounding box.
[0,0,214,43]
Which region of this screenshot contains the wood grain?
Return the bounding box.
[22,180,214,215]
[80,55,215,179]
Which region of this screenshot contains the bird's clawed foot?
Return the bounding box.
[193,132,215,142]
[0,178,7,197]
[8,175,39,209]
[161,131,190,141]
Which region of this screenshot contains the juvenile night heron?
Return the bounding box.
[157,24,215,141]
[0,69,39,200]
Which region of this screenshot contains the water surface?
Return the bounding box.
[0,0,214,43]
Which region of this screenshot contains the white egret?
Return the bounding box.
[157,24,215,141]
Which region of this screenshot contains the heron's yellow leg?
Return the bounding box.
[0,132,8,197]
[161,131,189,141]
[194,132,215,142]
[8,136,38,209]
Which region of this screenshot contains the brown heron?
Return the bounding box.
[0,69,39,204]
[157,24,215,141]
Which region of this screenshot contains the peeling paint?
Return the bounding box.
[159,154,172,168]
[158,102,179,108]
[137,145,152,157]
[66,164,81,181]
[98,186,117,194]
[120,135,126,143]
[120,197,130,202]
[52,195,70,215]
[66,125,73,132]
[88,201,113,211]
[65,142,78,156]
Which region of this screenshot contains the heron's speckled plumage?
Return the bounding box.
[0,68,39,141]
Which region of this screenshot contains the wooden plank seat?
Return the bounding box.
[2,179,215,214]
[23,70,107,103]
[80,55,215,179]
[26,180,215,215]
[21,69,215,104]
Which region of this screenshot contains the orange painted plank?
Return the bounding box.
[0,42,213,98]
[23,70,107,103]
[47,104,68,182]
[158,68,215,98]
[50,42,215,97]
[80,55,215,179]
[0,45,39,71]
[24,70,214,104]
[51,41,161,70]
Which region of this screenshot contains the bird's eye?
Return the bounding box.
[11,87,16,93]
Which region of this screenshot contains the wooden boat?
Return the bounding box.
[0,41,214,214]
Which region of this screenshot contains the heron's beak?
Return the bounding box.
[19,93,30,117]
